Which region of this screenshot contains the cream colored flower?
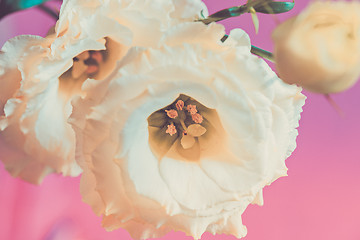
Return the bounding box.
[0,0,207,184]
[71,22,305,239]
[273,1,360,94]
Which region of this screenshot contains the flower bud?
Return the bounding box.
[272,1,360,94]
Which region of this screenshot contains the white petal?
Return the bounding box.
[224,28,251,52]
[171,0,208,20]
[159,157,235,210]
[200,158,264,193]
[126,123,181,215]
[252,190,264,206]
[162,22,225,49]
[81,15,133,46]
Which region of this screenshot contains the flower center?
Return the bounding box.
[71,50,105,79]
[58,38,123,99]
[147,94,226,162]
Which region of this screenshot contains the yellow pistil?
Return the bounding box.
[179,119,188,133]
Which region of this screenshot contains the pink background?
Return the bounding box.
[1,0,360,239]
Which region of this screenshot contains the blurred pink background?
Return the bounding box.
[1,0,360,240]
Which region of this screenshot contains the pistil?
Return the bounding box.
[179,119,188,133]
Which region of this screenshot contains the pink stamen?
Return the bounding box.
[86,65,99,74]
[166,123,177,136]
[165,109,178,119]
[91,51,103,63]
[176,100,184,111]
[187,104,197,115]
[191,113,203,124]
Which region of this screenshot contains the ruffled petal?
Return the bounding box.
[70,12,305,240]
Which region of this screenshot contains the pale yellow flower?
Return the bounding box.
[0,0,207,184]
[71,22,305,239]
[273,1,360,94]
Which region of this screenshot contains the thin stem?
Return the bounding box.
[221,35,274,62]
[199,0,272,24]
[250,45,274,62]
[179,119,188,133]
[38,4,58,20]
[325,94,344,117]
[0,0,12,20]
[199,6,247,25]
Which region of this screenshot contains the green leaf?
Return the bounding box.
[254,1,295,14]
[249,7,259,34]
[0,0,51,20]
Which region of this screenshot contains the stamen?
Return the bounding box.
[176,100,184,111]
[187,104,197,115]
[86,65,99,74]
[71,51,96,79]
[84,58,98,66]
[165,123,177,136]
[165,109,178,119]
[191,113,203,124]
[91,51,103,63]
[80,51,103,76]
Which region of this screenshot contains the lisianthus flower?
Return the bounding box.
[0,0,207,184]
[273,1,360,94]
[70,22,306,239]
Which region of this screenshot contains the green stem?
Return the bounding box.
[221,35,274,62]
[250,45,274,62]
[199,6,247,24]
[199,0,270,24]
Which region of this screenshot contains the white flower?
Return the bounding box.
[71,22,305,239]
[0,0,207,184]
[272,1,360,94]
